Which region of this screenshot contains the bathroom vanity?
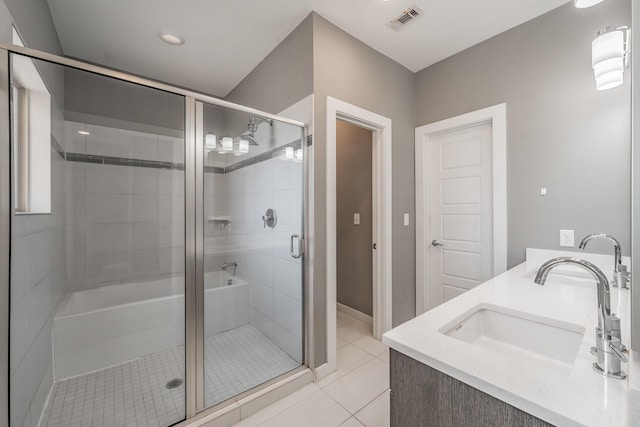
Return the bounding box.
[389,349,552,426]
[383,249,640,426]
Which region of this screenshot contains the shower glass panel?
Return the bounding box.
[8,53,187,427]
[200,103,305,408]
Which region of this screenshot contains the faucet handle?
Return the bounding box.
[609,316,627,352]
[593,333,628,379]
[608,340,628,363]
[613,265,630,289]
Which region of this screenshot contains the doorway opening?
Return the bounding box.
[336,120,374,324]
[321,96,392,379]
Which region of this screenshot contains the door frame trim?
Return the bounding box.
[325,96,392,375]
[415,103,507,314]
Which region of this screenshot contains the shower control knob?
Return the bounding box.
[262,208,277,229]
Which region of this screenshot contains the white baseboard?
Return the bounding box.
[337,302,373,325]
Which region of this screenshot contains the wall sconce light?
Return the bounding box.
[285,147,294,159]
[221,137,233,152]
[574,0,604,8]
[592,26,630,91]
[205,133,216,151]
[238,139,249,154]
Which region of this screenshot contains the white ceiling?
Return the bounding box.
[46,0,569,98]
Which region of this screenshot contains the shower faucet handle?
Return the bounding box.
[262,208,277,229]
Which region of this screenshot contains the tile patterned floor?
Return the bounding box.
[40,325,299,427]
[234,311,390,427]
[203,326,300,407]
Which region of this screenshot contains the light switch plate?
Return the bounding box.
[354,213,360,225]
[404,213,410,226]
[560,229,574,247]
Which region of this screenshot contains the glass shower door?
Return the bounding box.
[8,53,187,427]
[198,102,305,408]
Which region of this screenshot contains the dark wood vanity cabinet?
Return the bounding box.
[390,349,554,427]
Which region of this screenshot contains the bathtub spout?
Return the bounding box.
[222,261,238,276]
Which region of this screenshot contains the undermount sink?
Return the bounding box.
[523,267,599,286]
[441,304,584,367]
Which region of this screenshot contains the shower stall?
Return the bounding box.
[2,42,308,427]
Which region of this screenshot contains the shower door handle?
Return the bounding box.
[290,234,304,259]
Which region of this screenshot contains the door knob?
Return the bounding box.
[431,240,444,247]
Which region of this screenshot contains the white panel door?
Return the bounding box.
[428,123,493,307]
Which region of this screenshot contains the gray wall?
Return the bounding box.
[64,67,185,134]
[312,13,416,364]
[225,14,314,114]
[336,120,373,316]
[3,0,64,105]
[3,0,61,55]
[416,0,631,268]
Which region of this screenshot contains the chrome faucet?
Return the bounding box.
[535,257,627,379]
[579,234,630,289]
[221,261,238,276]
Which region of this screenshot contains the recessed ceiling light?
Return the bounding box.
[78,130,90,135]
[159,32,185,46]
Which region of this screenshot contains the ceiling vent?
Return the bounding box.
[387,6,424,32]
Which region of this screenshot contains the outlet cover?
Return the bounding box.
[354,213,360,225]
[560,229,574,247]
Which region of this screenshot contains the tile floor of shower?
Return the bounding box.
[39,312,389,427]
[39,325,299,427]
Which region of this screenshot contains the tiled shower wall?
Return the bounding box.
[203,166,228,273]
[63,118,303,363]
[223,154,304,363]
[64,121,185,290]
[10,107,66,427]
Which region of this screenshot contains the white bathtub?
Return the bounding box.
[53,271,249,380]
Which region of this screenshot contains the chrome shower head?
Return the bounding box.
[247,117,273,142]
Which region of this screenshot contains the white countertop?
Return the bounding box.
[383,249,640,427]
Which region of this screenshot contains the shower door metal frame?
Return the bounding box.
[193,101,205,413]
[0,48,11,427]
[194,100,310,415]
[0,43,310,425]
[185,96,200,417]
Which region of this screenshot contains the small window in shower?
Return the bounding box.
[11,27,52,213]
